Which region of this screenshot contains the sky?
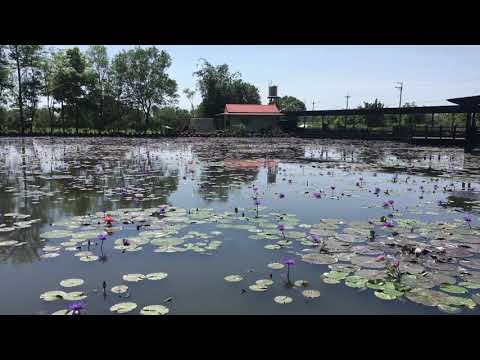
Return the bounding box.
[52,45,480,110]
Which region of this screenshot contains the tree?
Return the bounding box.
[277,96,306,112]
[39,48,58,133]
[122,47,178,131]
[194,59,260,117]
[183,88,196,115]
[360,99,385,128]
[7,45,44,135]
[401,101,426,127]
[53,47,93,134]
[85,45,109,132]
[0,45,11,106]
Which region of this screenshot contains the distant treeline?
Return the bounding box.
[0,45,269,135]
[0,45,468,136]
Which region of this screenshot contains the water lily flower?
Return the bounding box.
[384,220,395,228]
[277,224,285,232]
[97,232,107,241]
[375,255,385,262]
[313,192,321,199]
[388,200,394,205]
[310,234,320,243]
[374,187,381,196]
[383,201,390,208]
[68,301,86,315]
[104,214,114,224]
[464,214,472,228]
[283,258,296,284]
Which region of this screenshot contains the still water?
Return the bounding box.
[1,137,480,315]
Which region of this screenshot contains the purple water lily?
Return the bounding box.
[283,258,296,284]
[464,214,472,228]
[68,301,86,315]
[313,192,321,199]
[384,220,395,228]
[383,201,390,208]
[277,223,286,239]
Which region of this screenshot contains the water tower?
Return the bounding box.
[267,82,280,105]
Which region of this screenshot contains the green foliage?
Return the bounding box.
[277,96,306,112]
[119,47,178,129]
[194,59,260,117]
[359,99,385,127]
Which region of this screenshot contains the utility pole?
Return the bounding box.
[344,93,350,129]
[395,82,403,127]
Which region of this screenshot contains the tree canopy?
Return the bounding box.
[194,59,260,117]
[277,96,306,112]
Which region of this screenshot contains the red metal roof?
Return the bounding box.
[225,104,282,114]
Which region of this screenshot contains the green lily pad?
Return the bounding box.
[302,289,320,298]
[274,296,293,304]
[110,302,137,314]
[60,278,84,288]
[224,275,243,282]
[145,272,168,280]
[111,285,129,294]
[140,305,169,315]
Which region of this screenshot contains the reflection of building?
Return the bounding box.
[216,104,284,132]
[224,159,278,183]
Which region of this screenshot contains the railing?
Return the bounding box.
[295,125,472,141]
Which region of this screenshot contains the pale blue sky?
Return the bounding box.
[53,45,480,110]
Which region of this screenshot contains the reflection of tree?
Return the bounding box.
[444,191,480,214]
[197,165,259,201]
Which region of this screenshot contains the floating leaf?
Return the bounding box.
[274,296,293,304]
[122,274,145,282]
[40,290,67,301]
[60,278,84,288]
[140,305,169,315]
[224,275,243,282]
[111,285,129,294]
[145,272,168,280]
[302,289,320,298]
[267,262,285,270]
[110,302,137,314]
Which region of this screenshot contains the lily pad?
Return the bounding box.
[224,275,243,282]
[302,289,321,298]
[122,274,146,282]
[111,285,129,294]
[274,296,293,304]
[140,305,169,315]
[60,278,84,288]
[110,302,138,314]
[145,272,168,280]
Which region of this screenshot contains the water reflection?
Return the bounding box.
[1,137,480,268]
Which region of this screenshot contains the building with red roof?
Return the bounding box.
[216,104,284,132]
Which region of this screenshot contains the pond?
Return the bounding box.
[1,137,480,315]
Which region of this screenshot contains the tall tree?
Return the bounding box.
[39,48,57,133]
[86,45,109,132]
[110,52,129,132]
[359,99,385,128]
[7,45,44,135]
[183,88,196,115]
[0,45,11,106]
[277,96,306,112]
[122,47,178,131]
[194,59,260,117]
